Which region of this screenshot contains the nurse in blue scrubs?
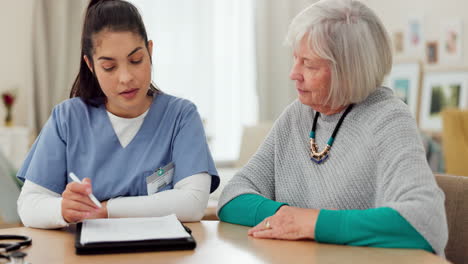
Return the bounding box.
[16,0,219,229]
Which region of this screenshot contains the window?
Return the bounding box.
[129,0,258,162]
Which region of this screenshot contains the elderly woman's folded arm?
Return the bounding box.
[219,194,433,253]
[315,208,433,252]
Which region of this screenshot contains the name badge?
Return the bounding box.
[146,162,175,195]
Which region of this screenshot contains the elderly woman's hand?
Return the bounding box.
[247,206,320,240]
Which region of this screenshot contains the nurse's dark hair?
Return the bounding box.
[70,0,158,106]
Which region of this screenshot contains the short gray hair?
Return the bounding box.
[286,0,392,108]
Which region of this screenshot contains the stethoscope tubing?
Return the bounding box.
[0,235,32,253]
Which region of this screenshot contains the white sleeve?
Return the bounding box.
[107,173,211,222]
[17,180,69,229]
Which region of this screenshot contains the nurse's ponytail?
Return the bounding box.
[70,0,158,105]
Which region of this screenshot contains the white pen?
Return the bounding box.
[68,172,102,208]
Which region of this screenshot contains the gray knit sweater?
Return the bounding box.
[218,87,448,255]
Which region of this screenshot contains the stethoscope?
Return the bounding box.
[0,235,31,264]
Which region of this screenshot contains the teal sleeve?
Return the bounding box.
[315,207,434,253]
[218,194,288,226]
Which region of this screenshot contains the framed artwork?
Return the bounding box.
[440,20,463,62]
[420,72,468,131]
[385,63,421,118]
[393,31,404,54]
[426,41,438,64]
[405,17,424,56]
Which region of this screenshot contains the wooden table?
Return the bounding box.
[0,221,450,264]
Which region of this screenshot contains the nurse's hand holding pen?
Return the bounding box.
[61,178,108,223]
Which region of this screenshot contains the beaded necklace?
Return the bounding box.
[309,104,354,164]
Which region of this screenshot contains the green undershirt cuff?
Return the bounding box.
[315,209,347,244]
[218,194,287,227]
[315,207,434,253]
[255,198,288,225]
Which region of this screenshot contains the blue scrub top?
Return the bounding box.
[17,93,219,201]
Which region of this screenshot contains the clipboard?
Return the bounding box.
[75,222,196,255]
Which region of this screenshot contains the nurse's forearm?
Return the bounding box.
[107,173,211,221]
[17,180,69,229]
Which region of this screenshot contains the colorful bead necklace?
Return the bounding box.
[310,104,354,164]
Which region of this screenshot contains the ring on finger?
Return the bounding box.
[265,220,271,229]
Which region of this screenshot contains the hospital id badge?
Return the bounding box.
[146,162,175,195]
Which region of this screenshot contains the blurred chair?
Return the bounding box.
[204,122,273,220]
[0,149,21,227]
[234,122,273,168]
[435,174,468,264]
[441,109,468,176]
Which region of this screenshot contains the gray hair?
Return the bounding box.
[286,0,392,108]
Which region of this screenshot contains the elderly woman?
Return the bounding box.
[217,0,447,256]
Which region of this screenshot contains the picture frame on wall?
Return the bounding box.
[440,20,463,62]
[385,63,421,118]
[420,72,468,131]
[393,31,404,54]
[405,17,424,56]
[426,41,438,64]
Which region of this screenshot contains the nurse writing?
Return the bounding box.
[16,0,219,229]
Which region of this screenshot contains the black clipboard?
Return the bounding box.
[75,222,196,255]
